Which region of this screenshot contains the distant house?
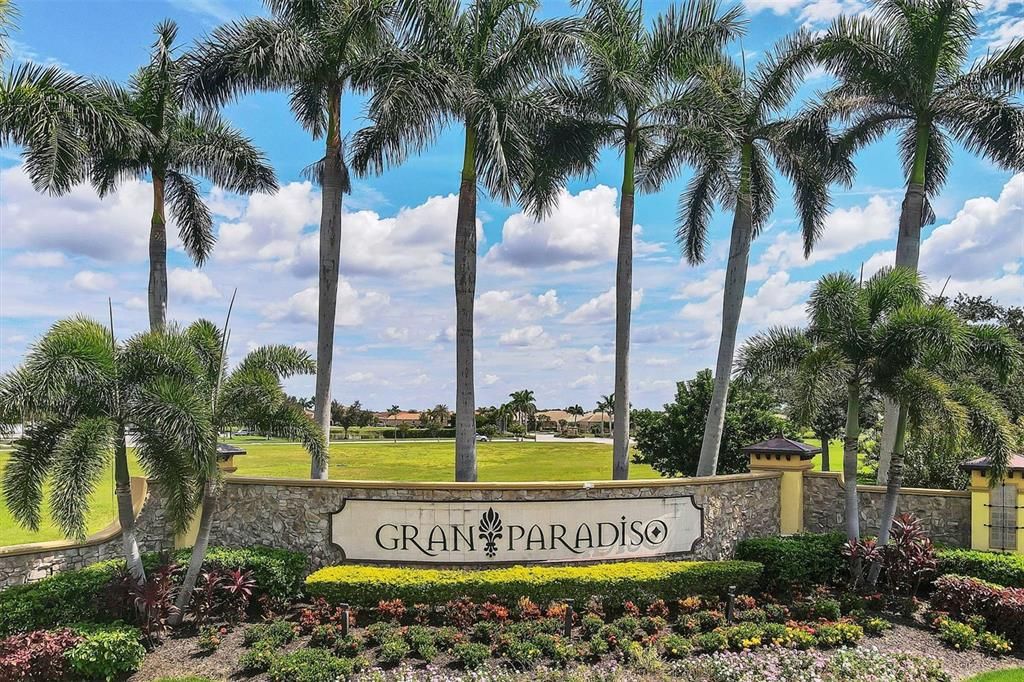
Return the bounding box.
[375,411,423,427]
[534,410,611,434]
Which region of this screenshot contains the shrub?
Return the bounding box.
[814,622,863,648]
[377,637,412,665]
[334,633,365,657]
[267,648,363,682]
[937,619,977,650]
[783,626,816,650]
[305,560,762,607]
[860,616,893,636]
[809,598,842,621]
[377,598,406,622]
[504,637,542,667]
[196,625,226,653]
[0,628,82,681]
[693,630,728,653]
[65,627,146,681]
[936,549,1024,588]
[722,623,763,650]
[661,633,693,659]
[931,575,1024,646]
[174,546,307,600]
[977,631,1012,656]
[238,640,277,672]
[735,533,845,592]
[454,642,490,670]
[246,619,296,648]
[365,621,400,646]
[694,610,725,632]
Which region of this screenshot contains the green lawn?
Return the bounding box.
[0,441,660,546]
[964,670,1024,682]
[802,438,874,478]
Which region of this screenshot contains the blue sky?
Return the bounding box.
[1,0,1022,411]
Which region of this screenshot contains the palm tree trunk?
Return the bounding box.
[868,403,909,585]
[878,122,928,484]
[612,140,636,481]
[169,479,217,626]
[817,428,830,472]
[311,87,343,480]
[454,126,478,482]
[697,144,754,477]
[148,175,168,331]
[114,421,146,586]
[843,378,862,540]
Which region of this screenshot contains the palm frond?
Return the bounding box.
[164,170,215,266]
[737,326,812,379]
[234,344,316,380]
[172,109,278,194]
[49,417,114,540]
[675,162,720,265]
[1,419,64,531]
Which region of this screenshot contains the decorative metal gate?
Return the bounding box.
[988,484,1019,551]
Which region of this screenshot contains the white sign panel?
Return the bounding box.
[330,496,703,563]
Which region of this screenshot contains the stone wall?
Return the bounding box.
[0,478,176,587]
[210,472,783,567]
[803,472,971,547]
[0,472,784,587]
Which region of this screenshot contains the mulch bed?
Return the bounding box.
[129,618,1024,681]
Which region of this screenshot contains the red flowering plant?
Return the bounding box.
[131,564,180,643]
[220,568,256,623]
[880,514,937,600]
[0,629,83,682]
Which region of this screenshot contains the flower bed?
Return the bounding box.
[304,560,762,607]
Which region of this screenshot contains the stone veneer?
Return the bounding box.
[0,478,176,588]
[0,472,782,587]
[803,471,971,547]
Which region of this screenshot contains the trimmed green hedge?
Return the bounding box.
[0,546,307,636]
[735,533,846,592]
[936,549,1024,588]
[305,560,762,607]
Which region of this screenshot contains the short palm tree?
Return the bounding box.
[181,0,394,479]
[91,21,277,332]
[0,317,211,585]
[169,318,326,623]
[738,267,928,539]
[596,394,614,438]
[349,0,579,481]
[544,0,742,480]
[643,30,846,476]
[567,404,584,431]
[508,389,537,436]
[817,0,1024,481]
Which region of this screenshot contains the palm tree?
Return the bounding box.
[169,319,326,623]
[567,404,584,433]
[182,0,394,480]
[508,390,537,437]
[596,394,614,438]
[642,31,846,476]
[738,267,931,540]
[544,0,742,480]
[387,404,401,442]
[817,0,1024,483]
[85,22,278,331]
[0,317,211,585]
[349,0,579,482]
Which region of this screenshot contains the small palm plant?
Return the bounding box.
[168,318,326,622]
[642,30,847,477]
[90,21,277,331]
[0,317,212,584]
[181,0,395,479]
[543,0,742,479]
[350,0,579,481]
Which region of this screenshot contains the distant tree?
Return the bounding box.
[387,404,401,442]
[633,369,787,477]
[508,390,537,437]
[567,404,585,431]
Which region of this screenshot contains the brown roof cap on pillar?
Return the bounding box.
[741,434,821,459]
[961,454,1024,473]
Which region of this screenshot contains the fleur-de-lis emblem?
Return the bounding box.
[478,508,503,558]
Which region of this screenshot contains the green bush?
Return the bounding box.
[937,619,977,650]
[65,627,146,681]
[936,549,1024,588]
[976,631,1012,656]
[0,546,308,636]
[305,560,762,607]
[661,634,693,659]
[454,642,490,669]
[735,533,846,592]
[377,637,411,665]
[238,640,277,672]
[267,649,364,682]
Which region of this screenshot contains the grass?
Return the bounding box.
[0,441,660,546]
[963,671,1024,682]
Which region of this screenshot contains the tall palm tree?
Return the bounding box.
[170,319,326,623]
[643,31,846,476]
[543,0,742,480]
[738,267,930,539]
[87,21,278,331]
[508,389,537,436]
[596,394,613,438]
[817,0,1024,483]
[182,0,394,480]
[349,0,579,482]
[0,317,211,585]
[567,404,584,432]
[387,404,401,442]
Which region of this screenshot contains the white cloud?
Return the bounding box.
[168,268,220,302]
[674,269,725,300]
[476,289,561,322]
[482,374,500,386]
[986,15,1024,48]
[71,270,115,292]
[563,287,644,324]
[569,374,597,389]
[381,327,410,342]
[680,271,813,330]
[584,345,614,363]
[498,325,555,349]
[344,371,375,383]
[484,185,660,270]
[263,281,389,327]
[10,251,68,268]
[744,0,867,24]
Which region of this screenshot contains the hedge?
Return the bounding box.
[305,560,762,607]
[0,546,307,636]
[931,575,1024,646]
[936,549,1024,588]
[735,533,845,592]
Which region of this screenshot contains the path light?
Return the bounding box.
[340,603,350,637]
[563,598,574,639]
[725,586,736,624]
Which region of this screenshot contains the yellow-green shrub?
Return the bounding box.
[305,560,761,607]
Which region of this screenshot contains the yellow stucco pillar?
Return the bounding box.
[748,448,816,536]
[968,470,992,551]
[964,457,1024,554]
